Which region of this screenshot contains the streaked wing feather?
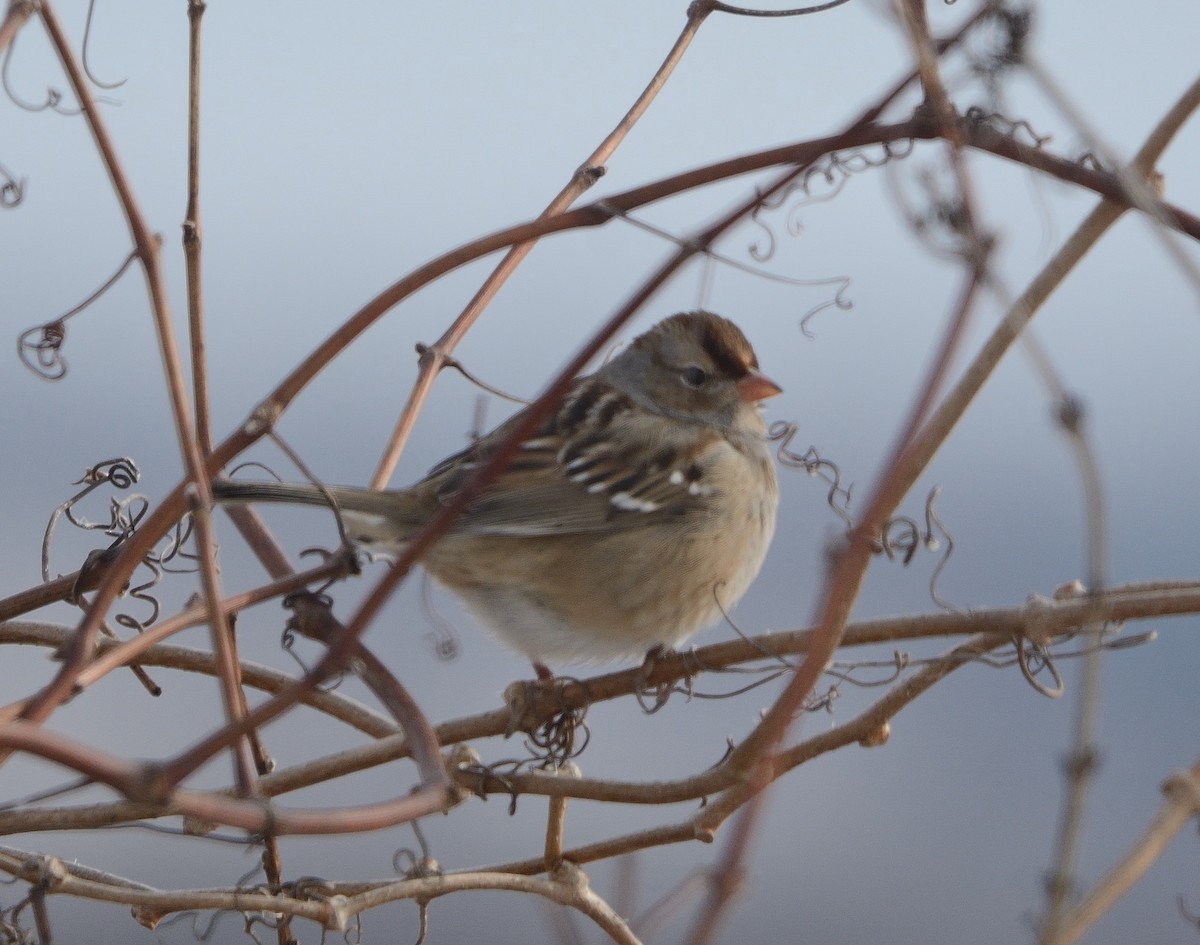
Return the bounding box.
[417,382,715,537]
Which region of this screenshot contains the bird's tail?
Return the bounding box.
[211,480,420,543]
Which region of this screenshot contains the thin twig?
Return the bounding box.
[0,0,34,56]
[1043,759,1200,945]
[370,2,713,488]
[183,0,210,458]
[25,1,258,795]
[17,111,1199,766]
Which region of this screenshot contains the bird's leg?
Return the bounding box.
[533,661,554,681]
[632,645,677,713]
[639,645,665,677]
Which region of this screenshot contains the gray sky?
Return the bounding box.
[2,1,1198,943]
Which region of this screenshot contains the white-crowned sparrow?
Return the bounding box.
[215,311,781,673]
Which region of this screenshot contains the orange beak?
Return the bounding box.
[736,368,783,403]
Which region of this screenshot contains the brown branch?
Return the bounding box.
[0,716,457,836]
[190,580,1200,801]
[0,585,1182,837]
[1042,758,1200,945]
[475,633,1008,881]
[13,109,1197,752]
[274,594,447,792]
[0,620,397,741]
[0,547,118,622]
[686,7,992,928]
[0,847,340,928]
[183,0,210,458]
[342,869,644,945]
[369,2,713,488]
[0,0,34,55]
[28,1,257,793]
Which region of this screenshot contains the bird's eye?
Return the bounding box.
[681,366,707,388]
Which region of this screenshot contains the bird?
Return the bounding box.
[214,311,781,677]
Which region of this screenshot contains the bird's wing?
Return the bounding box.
[420,383,721,537]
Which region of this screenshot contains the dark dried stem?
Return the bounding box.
[705,0,853,15]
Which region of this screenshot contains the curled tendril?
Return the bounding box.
[745,141,919,336]
[803,683,839,713]
[679,596,904,707]
[953,626,1152,698]
[0,897,32,944]
[17,251,137,380]
[280,600,347,694]
[923,488,960,611]
[962,106,1052,149]
[594,199,854,339]
[748,188,779,263]
[75,457,139,490]
[768,424,954,593]
[392,821,441,881]
[1013,635,1065,698]
[0,159,25,208]
[875,515,921,564]
[2,31,79,115]
[154,908,227,941]
[18,320,67,379]
[41,458,196,634]
[1178,895,1200,931]
[2,16,124,115]
[419,571,460,662]
[759,136,918,248]
[157,516,200,573]
[786,173,846,234]
[338,914,364,945]
[526,689,589,765]
[43,458,142,580]
[112,547,161,632]
[81,0,127,91]
[825,651,911,689]
[459,759,522,813]
[244,914,285,945]
[769,422,855,527]
[873,488,951,572]
[797,277,854,338]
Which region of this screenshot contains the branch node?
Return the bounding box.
[549,858,589,894]
[1162,769,1200,813]
[857,720,891,748]
[244,401,282,437]
[574,163,606,188]
[21,853,68,891]
[322,894,351,931]
[691,816,718,843]
[1021,593,1059,647]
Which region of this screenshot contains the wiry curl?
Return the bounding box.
[17,251,137,380]
[962,106,1052,149]
[770,423,956,608]
[41,458,197,634]
[0,158,24,208]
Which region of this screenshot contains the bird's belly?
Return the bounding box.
[426,502,774,664]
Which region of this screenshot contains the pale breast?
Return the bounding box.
[424,432,778,664]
